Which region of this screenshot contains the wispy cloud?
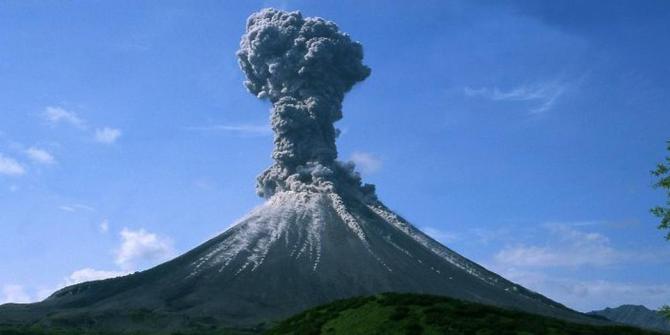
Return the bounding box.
[25,147,55,165]
[186,124,272,136]
[43,106,86,128]
[3,227,174,304]
[350,151,382,174]
[0,153,25,176]
[58,206,76,212]
[0,284,32,304]
[115,228,176,271]
[492,267,670,311]
[493,223,654,268]
[64,268,127,286]
[95,127,122,144]
[58,203,95,213]
[42,106,122,144]
[2,267,129,304]
[464,81,566,114]
[99,219,110,233]
[477,220,670,311]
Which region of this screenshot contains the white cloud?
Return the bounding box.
[1,228,168,305]
[422,226,458,244]
[350,151,382,174]
[43,106,122,145]
[25,147,55,165]
[0,284,32,304]
[493,267,670,311]
[464,82,565,114]
[479,221,670,311]
[95,127,122,144]
[0,153,25,176]
[186,124,272,136]
[44,106,85,128]
[99,219,109,233]
[64,268,127,286]
[58,204,95,213]
[115,228,176,271]
[493,223,632,268]
[76,204,95,211]
[12,267,129,302]
[59,205,76,212]
[566,280,670,311]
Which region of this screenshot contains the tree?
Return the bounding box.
[652,142,670,322]
[660,305,670,320]
[651,141,670,240]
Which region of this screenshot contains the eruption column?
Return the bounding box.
[237,8,372,198]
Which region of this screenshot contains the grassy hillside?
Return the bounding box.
[0,323,252,335]
[0,293,662,335]
[0,328,243,335]
[267,293,662,335]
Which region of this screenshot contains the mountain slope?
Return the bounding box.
[590,305,670,333]
[268,293,658,335]
[1,190,600,333]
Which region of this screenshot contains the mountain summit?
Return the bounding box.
[0,8,601,333]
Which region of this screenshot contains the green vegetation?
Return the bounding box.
[659,305,670,321]
[266,293,661,335]
[0,308,259,335]
[0,324,251,335]
[651,140,670,240]
[651,142,670,323]
[0,327,108,335]
[1,293,662,334]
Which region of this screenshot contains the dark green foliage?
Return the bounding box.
[401,321,422,335]
[263,296,372,335]
[1,293,662,334]
[0,326,106,335]
[266,293,663,335]
[659,305,670,321]
[652,140,670,239]
[389,306,410,321]
[0,324,250,335]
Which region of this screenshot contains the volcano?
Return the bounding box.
[0,8,601,333]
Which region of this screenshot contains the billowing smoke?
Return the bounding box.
[237,8,375,198]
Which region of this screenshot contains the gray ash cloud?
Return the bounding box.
[237,8,374,198]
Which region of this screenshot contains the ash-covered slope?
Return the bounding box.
[0,188,597,331]
[0,8,602,333]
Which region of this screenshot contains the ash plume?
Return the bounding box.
[237,8,374,198]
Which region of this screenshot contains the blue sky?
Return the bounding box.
[1,0,669,312]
